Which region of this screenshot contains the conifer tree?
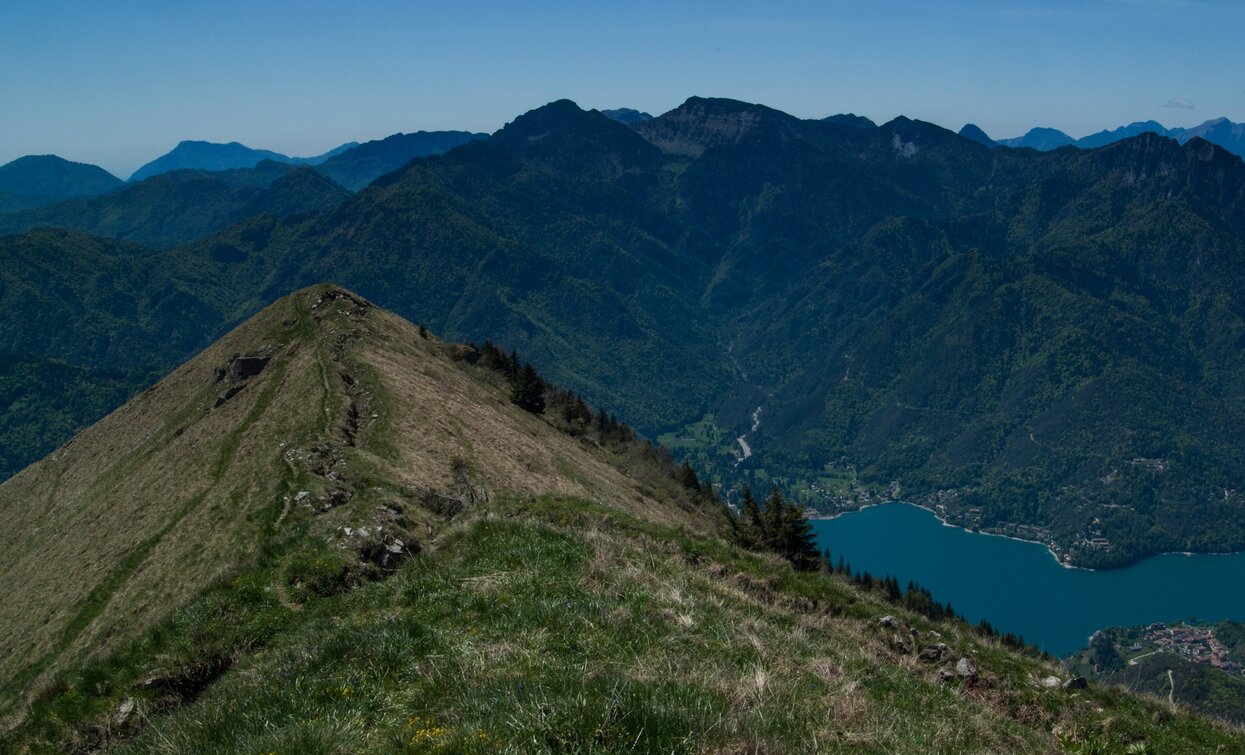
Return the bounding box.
[762,485,785,548]
[510,363,545,414]
[679,460,701,491]
[741,485,764,543]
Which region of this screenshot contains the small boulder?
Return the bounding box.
[213,385,244,408]
[1063,676,1089,690]
[112,697,135,728]
[227,354,270,383]
[879,615,900,630]
[955,657,978,679]
[918,643,948,662]
[1041,675,1062,689]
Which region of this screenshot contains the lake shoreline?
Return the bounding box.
[810,501,1245,573]
[808,503,1245,656]
[810,501,1084,571]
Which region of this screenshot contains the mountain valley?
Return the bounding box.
[2,286,1241,752]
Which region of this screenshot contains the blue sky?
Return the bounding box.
[3,0,1243,177]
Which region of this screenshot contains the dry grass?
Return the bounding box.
[0,285,712,717]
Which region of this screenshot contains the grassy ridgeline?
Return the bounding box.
[1,288,1242,753]
[9,495,1244,753]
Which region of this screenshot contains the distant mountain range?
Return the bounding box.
[5,113,1238,216]
[128,140,358,182]
[313,130,486,191]
[601,108,654,124]
[0,132,488,246]
[994,117,1245,157]
[0,155,124,212]
[823,113,877,128]
[7,97,1245,572]
[0,161,350,248]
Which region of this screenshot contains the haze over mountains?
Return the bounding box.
[127,139,358,182]
[0,130,487,248]
[0,162,350,249]
[5,96,1245,573]
[0,155,125,213]
[993,116,1245,156]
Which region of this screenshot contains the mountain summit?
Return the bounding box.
[129,140,356,182]
[0,155,122,211]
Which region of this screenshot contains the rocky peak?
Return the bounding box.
[632,96,799,157]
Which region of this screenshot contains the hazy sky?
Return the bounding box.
[3,0,1243,178]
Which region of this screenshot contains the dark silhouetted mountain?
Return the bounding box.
[9,98,1245,570]
[996,118,1245,159]
[600,108,654,124]
[0,161,348,248]
[1076,120,1172,149]
[997,127,1076,150]
[958,123,996,147]
[629,96,808,157]
[823,113,876,128]
[0,155,123,210]
[129,140,357,182]
[313,130,486,191]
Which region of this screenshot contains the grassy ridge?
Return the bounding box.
[1,287,1242,752]
[5,496,1243,753]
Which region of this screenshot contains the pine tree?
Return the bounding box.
[741,485,764,544]
[778,497,820,570]
[679,460,701,492]
[510,363,545,414]
[762,485,784,549]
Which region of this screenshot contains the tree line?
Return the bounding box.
[466,338,1043,657]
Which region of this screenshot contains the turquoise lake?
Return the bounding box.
[810,503,1245,657]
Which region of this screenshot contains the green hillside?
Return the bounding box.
[5,98,1245,566]
[0,155,123,207]
[313,131,486,191]
[0,163,348,249]
[1070,621,1245,725]
[2,286,1240,753]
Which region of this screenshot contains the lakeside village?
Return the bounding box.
[1091,622,1243,675]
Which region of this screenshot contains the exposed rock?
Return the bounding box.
[889,634,911,654]
[312,288,372,317]
[213,385,244,408]
[226,354,270,383]
[1063,676,1088,690]
[918,643,949,662]
[879,615,900,630]
[955,657,978,679]
[937,668,957,684]
[111,697,136,728]
[213,349,273,390]
[317,487,352,513]
[1041,675,1062,689]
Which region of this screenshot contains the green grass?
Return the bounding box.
[6,496,1243,754]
